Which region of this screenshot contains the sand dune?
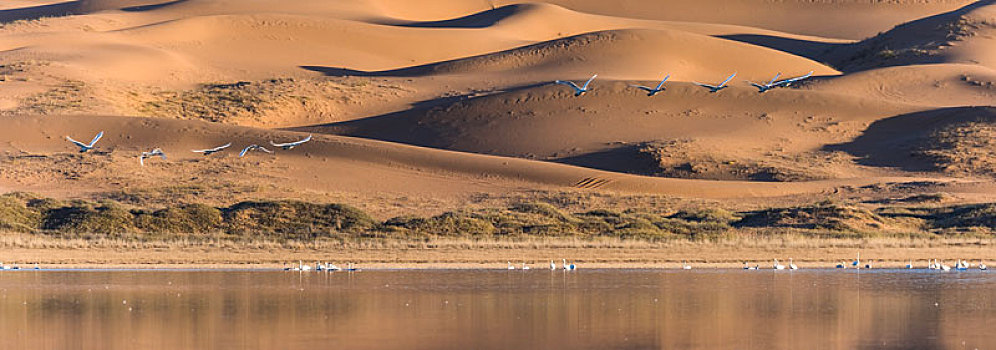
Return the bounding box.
[1,0,995,214]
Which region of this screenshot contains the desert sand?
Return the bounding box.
[0,0,995,264]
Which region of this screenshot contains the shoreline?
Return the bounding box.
[2,239,992,270]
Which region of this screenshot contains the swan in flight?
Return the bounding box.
[630,74,670,96]
[239,145,272,157]
[271,135,312,150]
[746,73,781,93]
[139,148,166,166]
[192,143,232,156]
[693,72,736,93]
[772,71,813,88]
[66,131,104,153]
[555,74,597,96]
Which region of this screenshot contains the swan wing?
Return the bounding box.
[581,74,597,89]
[718,72,737,87]
[555,80,582,91]
[655,74,670,90]
[239,146,252,157]
[87,131,104,147]
[65,136,88,148]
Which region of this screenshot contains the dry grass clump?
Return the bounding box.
[636,140,826,182]
[0,193,993,242]
[736,200,913,235]
[913,118,996,178]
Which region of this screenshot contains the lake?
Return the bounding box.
[0,269,992,349]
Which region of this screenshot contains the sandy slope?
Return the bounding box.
[0,0,995,215]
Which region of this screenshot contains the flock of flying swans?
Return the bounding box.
[555,71,814,96]
[64,131,313,165]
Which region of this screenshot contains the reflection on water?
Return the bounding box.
[0,269,993,350]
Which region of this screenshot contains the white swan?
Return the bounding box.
[139,148,166,166]
[788,258,798,270]
[630,74,670,96]
[906,259,914,269]
[682,260,692,270]
[66,131,104,153]
[192,143,232,156]
[980,261,988,270]
[852,253,861,269]
[743,262,757,270]
[835,261,846,269]
[562,259,576,270]
[239,145,273,157]
[772,71,814,88]
[773,259,785,270]
[555,74,597,96]
[939,260,951,271]
[693,72,736,93]
[521,263,530,270]
[864,260,873,269]
[549,260,556,270]
[271,135,312,150]
[507,261,515,270]
[746,72,781,93]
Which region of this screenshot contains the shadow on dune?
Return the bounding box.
[0,1,80,23]
[289,82,549,147]
[825,106,996,171]
[385,5,520,28]
[717,34,847,67]
[553,146,660,176]
[120,0,189,12]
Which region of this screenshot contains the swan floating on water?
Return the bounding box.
[521,262,530,270]
[743,262,757,270]
[836,261,846,269]
[980,261,988,270]
[693,72,736,93]
[562,259,576,270]
[773,259,785,270]
[682,260,692,270]
[549,260,556,270]
[906,259,914,269]
[507,261,515,270]
[630,74,670,96]
[555,74,597,96]
[192,143,232,156]
[788,258,798,270]
[66,131,104,153]
[271,135,312,150]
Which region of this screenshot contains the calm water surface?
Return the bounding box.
[0,269,993,350]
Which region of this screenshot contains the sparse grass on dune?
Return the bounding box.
[0,192,993,246]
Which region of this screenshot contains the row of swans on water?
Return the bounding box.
[285,260,358,272]
[507,259,577,270]
[65,131,313,166]
[554,71,814,97]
